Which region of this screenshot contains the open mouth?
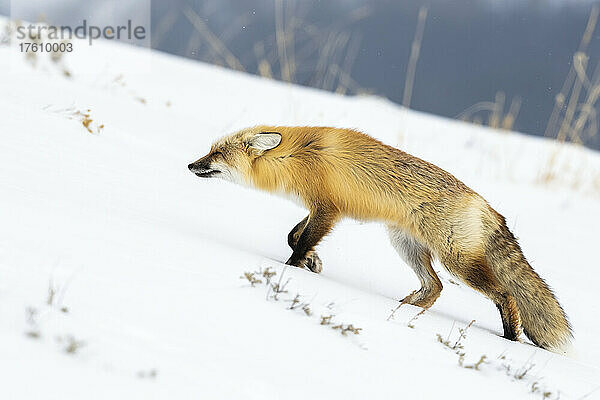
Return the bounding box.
[194,170,220,178]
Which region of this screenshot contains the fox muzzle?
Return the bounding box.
[188,159,220,178]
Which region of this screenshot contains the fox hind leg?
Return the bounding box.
[387,226,442,309]
[447,256,522,341]
[492,293,521,341]
[466,278,521,341]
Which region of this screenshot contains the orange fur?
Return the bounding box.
[189,125,572,351]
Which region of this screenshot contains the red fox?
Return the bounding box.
[188,125,572,351]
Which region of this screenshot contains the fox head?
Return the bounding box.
[188,126,282,185]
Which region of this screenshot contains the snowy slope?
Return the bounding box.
[1,23,600,399]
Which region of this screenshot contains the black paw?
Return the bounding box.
[285,252,322,273]
[304,253,322,273]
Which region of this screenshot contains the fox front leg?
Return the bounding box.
[287,215,309,249]
[285,206,338,273]
[287,215,323,273]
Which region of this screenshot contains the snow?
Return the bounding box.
[1,22,600,399]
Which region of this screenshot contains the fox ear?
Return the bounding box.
[249,132,282,151]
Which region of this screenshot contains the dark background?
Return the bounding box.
[150,0,600,150]
[4,0,600,148]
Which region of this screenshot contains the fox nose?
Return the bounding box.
[188,162,205,172]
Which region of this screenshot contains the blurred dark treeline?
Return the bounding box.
[3,0,600,148]
[151,0,600,149]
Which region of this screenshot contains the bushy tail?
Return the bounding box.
[486,220,572,351]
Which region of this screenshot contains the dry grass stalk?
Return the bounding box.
[407,308,427,329]
[437,320,475,351]
[335,34,362,94]
[322,32,351,90]
[58,335,85,354]
[275,0,292,82]
[137,369,158,379]
[176,4,369,96]
[545,5,599,145]
[240,271,262,287]
[24,306,41,339]
[458,354,487,370]
[47,280,57,305]
[403,6,428,108]
[285,1,297,80]
[488,92,505,129]
[538,6,600,188]
[254,42,274,79]
[241,268,362,339]
[501,96,522,130]
[181,4,245,71]
[456,91,521,131]
[332,323,362,336]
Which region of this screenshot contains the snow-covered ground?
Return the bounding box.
[1,23,600,399]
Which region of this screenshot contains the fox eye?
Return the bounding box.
[212,151,223,158]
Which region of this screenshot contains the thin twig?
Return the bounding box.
[181,4,245,71]
[403,6,428,108]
